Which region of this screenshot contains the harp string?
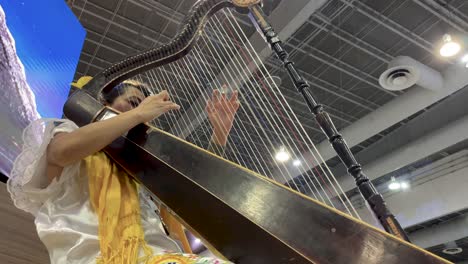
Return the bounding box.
[157,65,225,155]
[222,10,360,218]
[167,55,242,162]
[194,32,290,180]
[167,60,243,162]
[187,57,259,168]
[146,69,182,131]
[210,14,334,202]
[210,11,355,215]
[204,16,335,205]
[195,33,297,187]
[146,65,195,141]
[147,65,188,132]
[199,26,307,192]
[112,10,360,218]
[184,25,295,186]
[212,14,333,198]
[140,70,174,129]
[204,17,330,200]
[183,50,273,177]
[221,13,359,217]
[190,46,289,182]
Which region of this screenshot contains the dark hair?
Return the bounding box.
[101,80,152,105]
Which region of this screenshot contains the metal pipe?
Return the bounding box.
[338,0,435,54]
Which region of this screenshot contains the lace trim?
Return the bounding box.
[6,118,78,216]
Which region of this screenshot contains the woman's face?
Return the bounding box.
[110,87,146,112]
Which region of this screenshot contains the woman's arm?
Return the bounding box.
[48,110,142,167]
[47,91,179,180]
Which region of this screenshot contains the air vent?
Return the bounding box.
[379,67,418,91]
[379,56,443,91]
[442,247,463,255]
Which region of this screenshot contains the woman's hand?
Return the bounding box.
[132,90,180,123]
[206,88,240,146]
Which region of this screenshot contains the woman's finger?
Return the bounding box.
[220,91,227,103]
[233,100,240,110]
[212,89,220,103]
[205,100,214,113]
[158,90,170,101]
[159,100,176,106]
[163,103,180,111]
[229,90,239,103]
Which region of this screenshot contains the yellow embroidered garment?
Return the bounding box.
[84,152,154,264]
[84,152,230,264]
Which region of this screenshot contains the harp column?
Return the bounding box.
[248,4,411,242]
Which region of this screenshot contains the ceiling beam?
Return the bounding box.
[338,0,435,54]
[412,0,468,34]
[295,83,468,199]
[353,150,468,227]
[410,213,468,249]
[330,93,468,180]
[277,63,468,183]
[339,105,468,194]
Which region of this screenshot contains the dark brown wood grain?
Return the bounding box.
[97,110,450,264]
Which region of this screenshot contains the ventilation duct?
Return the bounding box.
[379,56,443,91]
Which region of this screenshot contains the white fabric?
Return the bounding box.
[7,118,181,264]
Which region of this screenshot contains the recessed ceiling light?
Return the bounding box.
[440,34,461,57]
[388,181,401,190]
[194,238,201,244]
[462,54,468,63]
[462,54,468,68]
[388,177,401,190]
[275,148,290,162]
[293,159,301,166]
[400,182,410,189]
[442,247,463,255]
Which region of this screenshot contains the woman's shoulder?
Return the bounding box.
[27,118,79,141]
[7,118,80,216]
[37,118,78,130]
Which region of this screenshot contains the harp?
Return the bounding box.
[64,0,450,263]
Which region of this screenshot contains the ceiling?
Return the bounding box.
[66,0,468,171]
[66,0,468,261]
[66,0,468,144]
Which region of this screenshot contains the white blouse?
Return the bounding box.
[7,118,181,264]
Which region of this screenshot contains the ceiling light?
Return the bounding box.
[194,238,201,244]
[400,182,410,189]
[388,181,401,190]
[442,247,463,255]
[293,160,301,166]
[440,34,461,57]
[388,177,401,190]
[462,54,468,68]
[275,148,290,162]
[462,54,468,63]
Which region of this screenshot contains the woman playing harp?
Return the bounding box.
[7,77,240,264]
